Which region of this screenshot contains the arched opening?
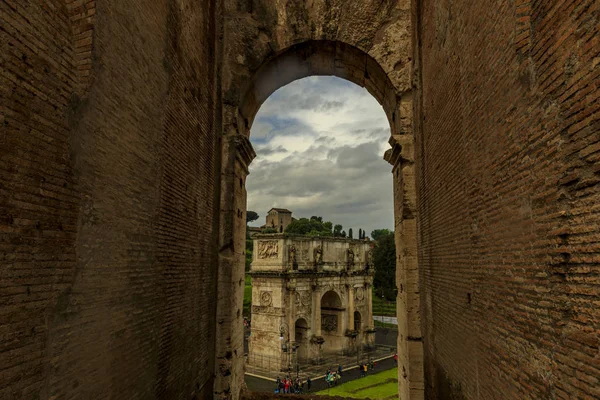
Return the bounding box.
[320,290,345,351]
[218,38,419,399]
[239,40,400,134]
[294,318,309,362]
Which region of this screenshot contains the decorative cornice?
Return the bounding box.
[383,134,414,169]
[248,270,372,279]
[253,233,371,243]
[232,134,256,173]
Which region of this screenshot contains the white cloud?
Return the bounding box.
[247,76,394,236]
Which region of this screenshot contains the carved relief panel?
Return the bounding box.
[260,291,273,306]
[294,290,312,315]
[322,315,338,333]
[257,240,278,259]
[354,287,365,305]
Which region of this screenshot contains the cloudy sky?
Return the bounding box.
[247,76,393,237]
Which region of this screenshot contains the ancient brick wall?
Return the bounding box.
[415,0,600,398]
[1,0,219,398]
[1,1,80,398]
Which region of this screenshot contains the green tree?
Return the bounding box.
[246,210,259,223]
[372,230,396,300]
[333,224,343,237]
[261,227,278,234]
[371,229,392,242]
[341,230,346,238]
[359,228,362,239]
[285,217,333,236]
[349,228,353,239]
[245,238,253,271]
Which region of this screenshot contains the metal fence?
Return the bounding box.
[373,315,398,326]
[245,353,286,374]
[245,344,389,377]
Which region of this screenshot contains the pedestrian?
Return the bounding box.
[307,376,312,392]
[338,363,343,376]
[393,353,398,365]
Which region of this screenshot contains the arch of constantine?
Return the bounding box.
[247,235,375,371]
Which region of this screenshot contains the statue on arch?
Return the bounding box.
[313,245,323,266]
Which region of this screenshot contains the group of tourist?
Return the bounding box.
[358,360,376,377]
[325,365,343,387]
[274,376,311,394]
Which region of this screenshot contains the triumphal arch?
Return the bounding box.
[248,234,375,371]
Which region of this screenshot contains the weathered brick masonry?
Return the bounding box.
[415,0,600,399]
[1,0,219,399]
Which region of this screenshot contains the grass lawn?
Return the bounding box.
[372,289,396,317]
[316,368,398,399]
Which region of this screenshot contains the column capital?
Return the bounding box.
[383,134,414,170]
[230,134,256,173]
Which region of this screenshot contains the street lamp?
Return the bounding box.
[280,322,301,375]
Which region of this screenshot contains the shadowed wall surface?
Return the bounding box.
[415,0,600,399]
[1,0,219,398]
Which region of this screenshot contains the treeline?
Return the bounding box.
[282,216,368,239]
[371,229,396,301]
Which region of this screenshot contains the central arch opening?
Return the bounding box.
[232,40,414,397]
[295,318,309,362]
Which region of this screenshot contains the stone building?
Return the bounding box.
[248,234,374,371]
[264,208,293,233]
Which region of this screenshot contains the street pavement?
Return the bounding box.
[245,354,398,394]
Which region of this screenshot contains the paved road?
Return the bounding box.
[375,327,397,347]
[245,354,398,394]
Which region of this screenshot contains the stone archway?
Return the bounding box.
[320,290,345,351]
[294,318,310,362]
[215,36,421,400]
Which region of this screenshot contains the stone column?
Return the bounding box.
[384,133,424,400]
[312,286,322,336]
[347,285,355,330]
[288,286,296,341]
[365,283,373,328]
[214,133,256,399]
